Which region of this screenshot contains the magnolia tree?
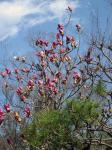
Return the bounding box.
[0,6,111,150]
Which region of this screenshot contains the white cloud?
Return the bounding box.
[0,0,79,41]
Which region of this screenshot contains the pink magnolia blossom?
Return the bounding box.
[76,24,81,32]
[7,137,13,145]
[71,37,76,48]
[45,49,54,55]
[56,72,62,79]
[49,54,58,62]
[37,51,45,58]
[57,40,63,46]
[60,57,65,62]
[36,39,44,46]
[48,81,55,89]
[4,104,10,113]
[38,80,43,86]
[25,107,31,117]
[73,71,81,83]
[32,74,38,80]
[1,71,7,78]
[36,39,49,47]
[14,68,19,74]
[41,60,47,68]
[66,36,72,44]
[73,72,81,78]
[66,36,76,48]
[28,80,34,87]
[52,77,58,83]
[59,29,64,36]
[38,90,44,97]
[45,79,57,93]
[65,56,71,62]
[14,112,21,123]
[0,108,5,125]
[5,68,11,74]
[52,41,57,49]
[44,40,49,47]
[26,85,33,91]
[36,39,42,46]
[60,48,65,54]
[61,56,71,62]
[57,24,64,36]
[57,24,64,30]
[21,96,27,102]
[53,88,58,95]
[21,68,30,73]
[16,87,23,95]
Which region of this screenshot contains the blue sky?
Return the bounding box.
[0,0,111,63]
[0,0,111,104]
